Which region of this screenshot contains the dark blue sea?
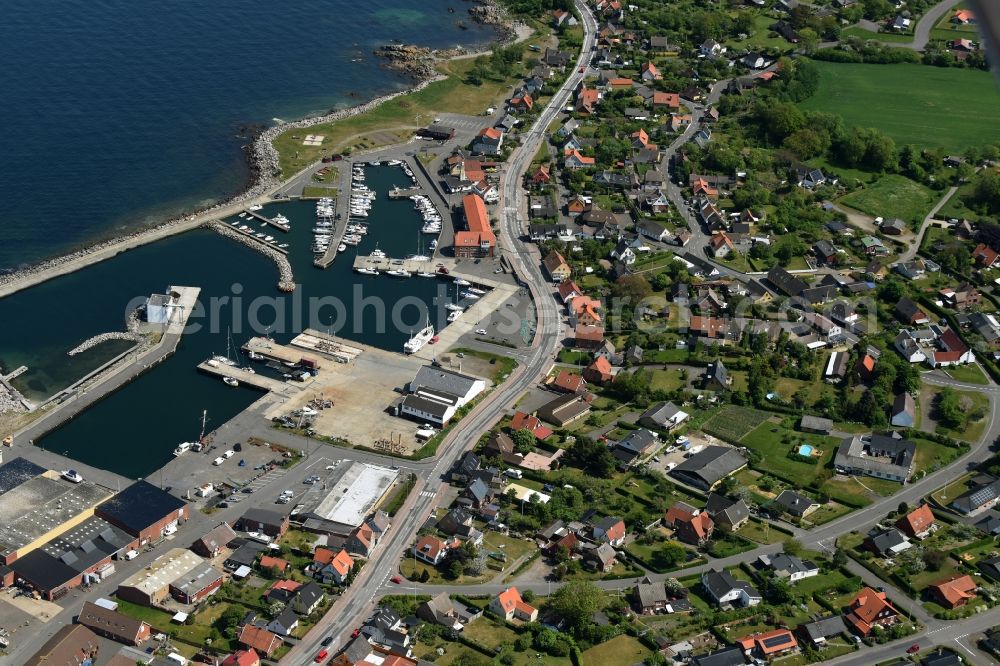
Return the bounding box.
[0,0,496,269]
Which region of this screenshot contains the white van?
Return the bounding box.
[122,550,139,561]
[222,450,235,459]
[505,469,523,479]
[212,457,225,466]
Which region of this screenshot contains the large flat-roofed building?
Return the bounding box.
[117,547,203,606]
[0,462,113,566]
[11,516,135,600]
[454,193,496,258]
[96,480,189,545]
[301,462,399,536]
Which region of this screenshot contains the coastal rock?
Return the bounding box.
[373,44,437,80]
[209,222,295,291]
[469,0,507,27]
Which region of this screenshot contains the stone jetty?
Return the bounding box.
[210,222,295,292]
[67,332,144,357]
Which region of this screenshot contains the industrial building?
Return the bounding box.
[0,458,113,566]
[117,548,204,606]
[300,462,399,536]
[96,479,189,544]
[399,365,487,426]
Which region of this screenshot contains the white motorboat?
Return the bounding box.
[223,376,239,387]
[403,322,435,354]
[461,290,481,300]
[264,235,275,242]
[61,469,84,484]
[386,269,410,277]
[355,267,379,275]
[273,213,290,225]
[370,248,386,259]
[447,309,463,322]
[445,303,464,311]
[249,204,263,211]
[173,442,194,456]
[429,239,438,250]
[467,287,486,295]
[211,354,237,367]
[416,271,436,278]
[242,367,256,374]
[409,254,431,262]
[338,243,347,252]
[279,243,289,248]
[247,351,264,361]
[453,278,471,286]
[229,220,240,226]
[238,212,247,218]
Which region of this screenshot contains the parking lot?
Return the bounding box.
[453,285,536,350]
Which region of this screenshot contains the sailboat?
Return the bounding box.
[403,316,435,354]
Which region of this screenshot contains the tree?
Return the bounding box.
[935,386,965,429]
[783,537,804,557]
[654,540,688,569]
[512,428,536,454]
[549,580,604,631]
[565,436,616,478]
[923,549,948,572]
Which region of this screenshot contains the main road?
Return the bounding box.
[280,3,599,663]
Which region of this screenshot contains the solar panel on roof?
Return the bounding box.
[762,635,790,648]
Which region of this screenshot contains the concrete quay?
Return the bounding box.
[352,255,442,275]
[196,361,305,394]
[289,329,363,363]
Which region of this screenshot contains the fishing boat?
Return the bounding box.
[403,320,435,354]
[173,442,195,456]
[223,376,239,387]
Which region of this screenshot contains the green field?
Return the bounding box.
[800,61,1000,152]
[839,174,937,224]
[702,405,773,442]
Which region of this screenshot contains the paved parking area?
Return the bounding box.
[452,285,535,349]
[435,112,493,132]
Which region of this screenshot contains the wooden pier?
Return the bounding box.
[244,209,291,233]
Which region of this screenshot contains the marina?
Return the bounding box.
[243,208,291,233]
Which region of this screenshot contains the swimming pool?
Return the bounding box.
[798,444,814,456]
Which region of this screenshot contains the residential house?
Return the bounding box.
[767,266,807,297]
[542,251,572,282]
[191,522,237,558]
[891,393,916,427]
[813,240,837,264]
[290,581,325,615]
[774,490,820,518]
[940,283,981,310]
[950,477,1000,516]
[845,587,901,636]
[664,502,715,545]
[800,616,848,647]
[583,356,614,384]
[563,149,595,170]
[737,629,798,660]
[413,535,456,565]
[586,543,618,572]
[489,587,538,622]
[592,516,626,546]
[881,218,906,235]
[637,219,670,242]
[709,233,735,258]
[508,94,533,113]
[972,243,999,268]
[537,391,593,426]
[690,646,748,666]
[865,528,912,557]
[510,411,553,441]
[312,548,353,585]
[704,493,750,531]
[418,592,460,628]
[530,164,551,186]
[834,434,915,482]
[928,575,978,609]
[471,127,503,156]
[77,601,151,646]
[861,236,889,256]
[702,360,730,391]
[897,503,936,539]
[552,370,587,394]
[638,401,689,431]
[800,415,833,435]
[266,607,300,637]
[652,92,680,110]
[896,298,929,325]
[634,578,668,614]
[701,568,762,608]
[238,625,283,657]
[952,8,977,23]
[640,61,661,80]
[575,324,605,349]
[757,553,819,582]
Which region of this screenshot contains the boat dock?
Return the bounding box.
[312,216,348,269]
[224,224,289,255]
[387,186,422,199]
[352,255,440,275]
[243,337,322,368]
[2,366,28,382]
[244,209,291,233]
[289,329,363,363]
[196,361,303,393]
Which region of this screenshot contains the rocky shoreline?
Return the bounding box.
[0,13,517,298]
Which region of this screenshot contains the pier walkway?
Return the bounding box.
[387,186,422,199]
[289,330,363,363]
[352,255,441,275]
[244,210,290,233]
[196,361,305,394]
[243,337,322,367]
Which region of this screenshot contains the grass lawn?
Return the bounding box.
[912,437,965,474]
[925,386,990,442]
[931,471,975,506]
[801,61,1000,152]
[738,519,787,545]
[838,174,937,225]
[582,635,653,664]
[841,26,915,42]
[773,375,836,404]
[702,405,772,442]
[739,421,841,485]
[302,185,338,198]
[272,56,528,175]
[649,367,688,392]
[945,363,989,385]
[821,475,896,505]
[807,501,856,525]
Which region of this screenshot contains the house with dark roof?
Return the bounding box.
[418,592,460,628]
[896,298,929,325]
[192,522,237,558]
[704,493,750,531]
[702,360,730,391]
[950,478,1000,515]
[891,393,916,427]
[633,577,668,614]
[638,401,689,430]
[766,266,807,297]
[690,645,748,666]
[757,553,819,582]
[773,490,820,518]
[670,446,747,491]
[234,508,289,538]
[835,434,915,482]
[701,568,761,607]
[96,480,189,544]
[800,615,847,647]
[799,415,833,434]
[536,391,593,427]
[865,528,912,557]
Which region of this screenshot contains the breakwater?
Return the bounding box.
[67,332,144,357]
[209,222,295,291]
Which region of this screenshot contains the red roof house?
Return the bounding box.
[583,356,614,384]
[237,626,282,657]
[896,504,936,539]
[552,370,587,393]
[972,243,999,268]
[928,575,977,609]
[845,587,900,636]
